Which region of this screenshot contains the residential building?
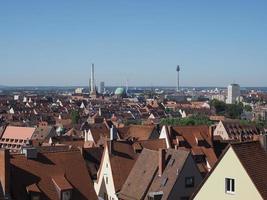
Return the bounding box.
[94,140,138,200]
[192,140,267,200]
[0,126,36,153]
[213,120,262,141]
[0,148,98,200]
[119,148,203,200]
[159,125,217,176]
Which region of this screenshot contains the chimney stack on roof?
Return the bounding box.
[259,134,267,152]
[110,125,117,141]
[159,148,166,177]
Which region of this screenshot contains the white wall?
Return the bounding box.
[194,147,263,200]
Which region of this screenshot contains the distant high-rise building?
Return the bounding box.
[99,81,105,94]
[226,83,241,104]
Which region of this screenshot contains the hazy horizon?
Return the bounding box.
[1,1,267,87]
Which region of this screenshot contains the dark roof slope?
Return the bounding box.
[119,148,158,200]
[108,141,138,192]
[232,141,267,199]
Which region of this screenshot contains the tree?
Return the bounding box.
[71,110,80,124]
[160,115,213,126]
[244,105,252,112]
[225,103,243,119]
[210,99,226,115]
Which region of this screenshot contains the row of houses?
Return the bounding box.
[0,119,265,199]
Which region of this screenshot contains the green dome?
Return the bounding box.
[114,87,125,95]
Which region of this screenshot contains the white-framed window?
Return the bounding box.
[225,178,235,194]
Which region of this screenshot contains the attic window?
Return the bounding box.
[185,177,194,188]
[225,178,235,194]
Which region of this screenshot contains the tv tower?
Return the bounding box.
[176,65,180,92]
[90,63,96,94]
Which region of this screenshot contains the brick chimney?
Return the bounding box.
[0,149,10,197]
[158,148,166,177]
[259,134,267,152]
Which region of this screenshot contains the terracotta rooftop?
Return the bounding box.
[106,141,138,192]
[10,150,98,200]
[2,126,36,140]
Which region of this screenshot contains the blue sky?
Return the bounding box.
[1,0,267,87]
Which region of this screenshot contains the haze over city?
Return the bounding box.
[1,0,267,87]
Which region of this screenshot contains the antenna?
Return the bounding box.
[176,65,181,92]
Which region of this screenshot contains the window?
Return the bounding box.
[31,194,40,200]
[148,194,163,200]
[185,177,195,188]
[106,176,108,184]
[62,190,72,200]
[225,178,235,194]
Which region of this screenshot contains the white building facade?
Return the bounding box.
[226,84,240,104]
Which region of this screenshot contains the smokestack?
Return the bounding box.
[90,63,95,94]
[0,149,10,197]
[159,148,166,177]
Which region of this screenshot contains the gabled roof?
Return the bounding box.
[107,141,138,192]
[221,120,262,139]
[119,148,158,200]
[171,125,212,147]
[147,149,190,200]
[83,147,104,180]
[10,150,98,200]
[119,147,191,200]
[231,141,267,199]
[133,139,167,151]
[192,141,267,200]
[118,125,158,141]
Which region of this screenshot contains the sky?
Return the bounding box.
[1,0,267,87]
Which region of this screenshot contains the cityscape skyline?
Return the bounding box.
[1,1,267,87]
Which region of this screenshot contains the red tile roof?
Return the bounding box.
[10,150,98,200]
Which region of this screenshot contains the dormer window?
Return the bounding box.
[52,176,73,200]
[62,190,72,200]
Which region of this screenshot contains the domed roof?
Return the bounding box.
[114,87,125,95]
